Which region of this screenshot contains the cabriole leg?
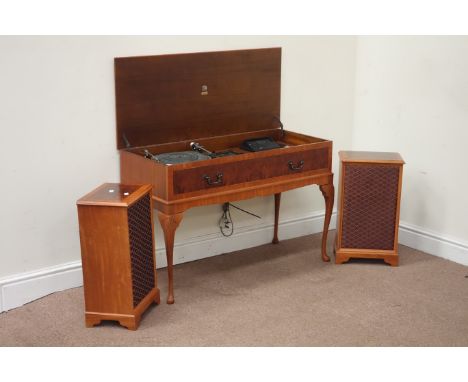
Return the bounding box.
[272,193,281,244]
[157,212,183,304]
[319,183,335,262]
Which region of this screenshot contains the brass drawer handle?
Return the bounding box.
[203,173,223,185]
[288,160,304,171]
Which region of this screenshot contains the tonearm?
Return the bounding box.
[190,142,242,158]
[190,142,212,156]
[143,149,159,161]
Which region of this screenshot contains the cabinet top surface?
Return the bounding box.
[114,47,282,149]
[77,183,151,206]
[339,151,405,164]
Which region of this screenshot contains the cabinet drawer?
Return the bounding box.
[172,147,330,195]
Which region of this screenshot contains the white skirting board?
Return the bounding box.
[398,221,468,266]
[0,262,84,314]
[2,213,468,313]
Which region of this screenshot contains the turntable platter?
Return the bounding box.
[157,151,210,165]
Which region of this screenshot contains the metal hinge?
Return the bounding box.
[273,116,285,137]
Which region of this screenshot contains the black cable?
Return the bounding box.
[219,203,261,237]
[219,203,234,237]
[228,203,261,219]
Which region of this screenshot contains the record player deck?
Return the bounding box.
[144,150,241,165]
[147,151,210,165]
[143,141,254,165]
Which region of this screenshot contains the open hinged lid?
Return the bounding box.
[114,47,282,149]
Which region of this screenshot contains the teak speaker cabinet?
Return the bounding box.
[115,48,335,304]
[334,151,405,266]
[77,183,160,330]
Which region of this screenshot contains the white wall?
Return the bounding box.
[353,36,468,243]
[0,36,356,278]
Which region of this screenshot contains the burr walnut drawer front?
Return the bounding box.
[172,147,330,195]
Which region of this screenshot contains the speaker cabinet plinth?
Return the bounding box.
[77,183,160,330]
[335,151,404,266]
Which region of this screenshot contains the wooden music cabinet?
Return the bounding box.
[77,183,160,330]
[115,48,335,304]
[335,151,405,266]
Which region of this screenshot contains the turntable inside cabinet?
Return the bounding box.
[127,128,327,164]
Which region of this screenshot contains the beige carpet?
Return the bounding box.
[0,231,467,346]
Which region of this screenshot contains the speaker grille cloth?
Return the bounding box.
[128,193,155,307]
[341,164,400,250]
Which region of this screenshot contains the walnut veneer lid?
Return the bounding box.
[114,47,282,149]
[339,151,405,164]
[77,183,152,207]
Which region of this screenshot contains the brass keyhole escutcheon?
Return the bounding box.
[201,85,208,95]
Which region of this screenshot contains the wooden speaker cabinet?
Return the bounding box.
[77,183,160,330]
[335,151,404,266]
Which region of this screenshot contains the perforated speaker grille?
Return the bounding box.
[341,164,400,250]
[128,193,155,307]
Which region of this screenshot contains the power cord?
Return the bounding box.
[219,203,234,237]
[219,203,261,237]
